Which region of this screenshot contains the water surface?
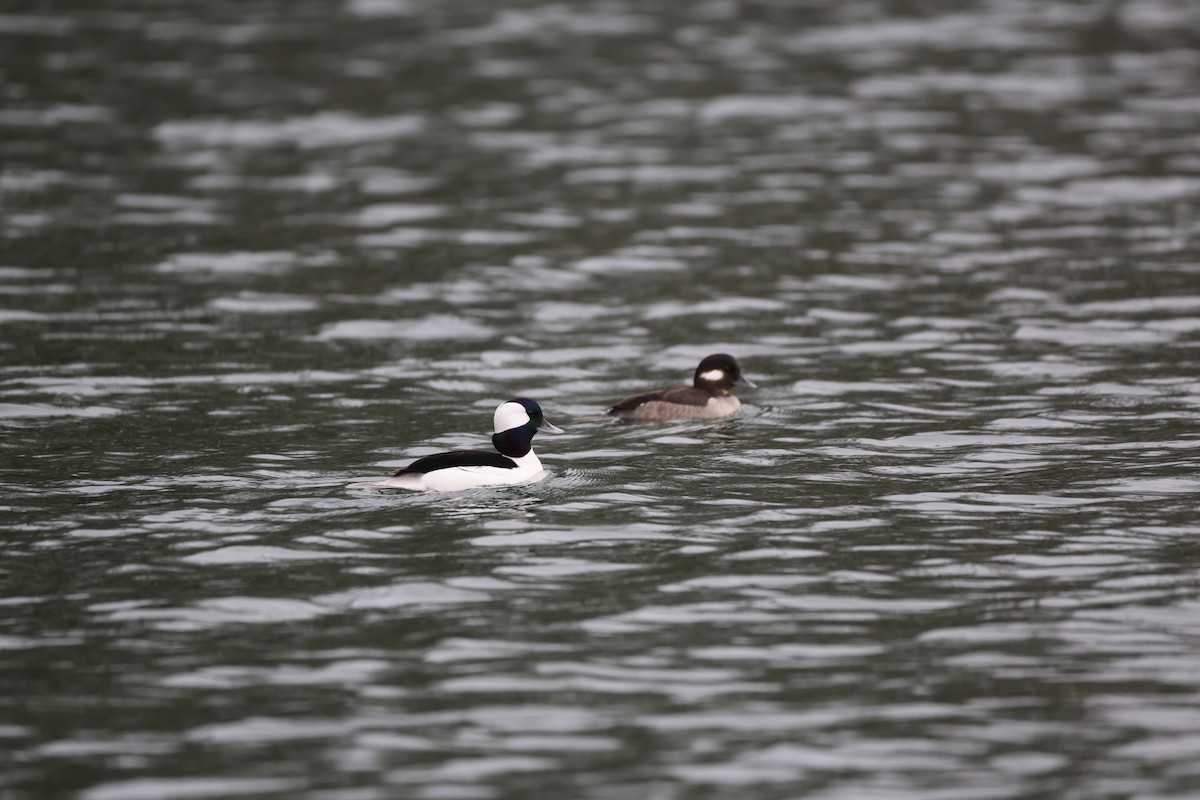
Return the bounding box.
[3,1,1200,798]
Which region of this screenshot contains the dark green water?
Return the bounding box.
[4,1,1200,798]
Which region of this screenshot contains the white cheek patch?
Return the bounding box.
[699,369,726,382]
[493,402,531,433]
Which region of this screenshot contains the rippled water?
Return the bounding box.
[4,1,1200,798]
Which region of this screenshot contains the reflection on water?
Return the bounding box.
[4,1,1200,798]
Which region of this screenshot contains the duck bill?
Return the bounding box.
[734,375,757,389]
[538,419,565,434]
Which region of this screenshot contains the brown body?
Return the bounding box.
[606,354,755,421]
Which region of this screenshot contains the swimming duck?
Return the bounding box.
[605,353,756,421]
[349,398,563,491]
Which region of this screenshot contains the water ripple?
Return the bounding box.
[4,1,1200,799]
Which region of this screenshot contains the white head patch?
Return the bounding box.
[493,401,531,433]
[699,368,726,382]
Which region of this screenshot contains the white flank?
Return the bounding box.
[348,452,546,493]
[422,454,544,492]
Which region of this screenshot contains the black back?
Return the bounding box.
[394,450,518,476]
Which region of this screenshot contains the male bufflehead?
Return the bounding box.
[348,398,564,492]
[606,353,756,421]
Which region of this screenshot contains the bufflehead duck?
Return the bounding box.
[606,353,756,421]
[348,398,564,492]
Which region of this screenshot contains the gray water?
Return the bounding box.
[4,1,1200,798]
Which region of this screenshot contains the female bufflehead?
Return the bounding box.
[606,353,756,421]
[349,398,564,492]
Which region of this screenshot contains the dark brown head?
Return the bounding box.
[692,353,756,396]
